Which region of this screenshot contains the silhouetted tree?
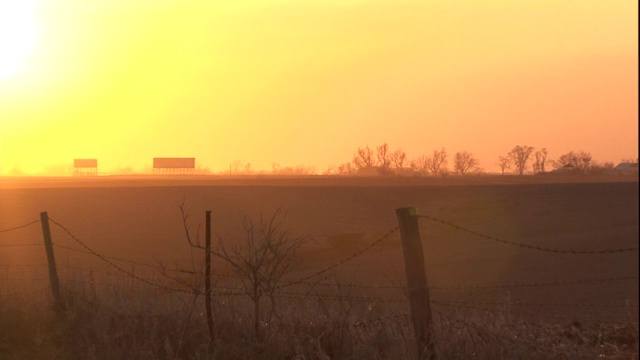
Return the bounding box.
[508,145,535,175]
[229,160,253,174]
[352,146,375,170]
[428,148,448,175]
[533,148,548,174]
[323,165,336,175]
[552,151,592,173]
[497,156,511,175]
[376,143,392,175]
[337,162,354,175]
[411,154,431,175]
[453,151,479,174]
[230,160,242,174]
[391,148,407,171]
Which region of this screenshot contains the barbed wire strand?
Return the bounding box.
[0,263,48,268]
[0,243,42,247]
[0,220,40,234]
[52,243,197,274]
[418,214,639,254]
[57,264,182,288]
[63,278,169,291]
[49,218,194,294]
[0,276,47,282]
[279,226,399,288]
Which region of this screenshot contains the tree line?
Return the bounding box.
[327,144,634,176]
[224,144,636,176]
[323,144,479,176]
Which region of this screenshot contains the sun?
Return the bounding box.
[0,0,38,81]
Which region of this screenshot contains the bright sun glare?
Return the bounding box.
[0,0,38,80]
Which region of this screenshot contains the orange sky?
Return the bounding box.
[0,0,637,175]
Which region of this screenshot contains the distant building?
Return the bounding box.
[152,158,196,175]
[73,159,98,176]
[613,162,639,174]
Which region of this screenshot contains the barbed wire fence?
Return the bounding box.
[1,208,638,356]
[1,213,638,308]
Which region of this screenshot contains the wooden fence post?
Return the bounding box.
[395,207,436,360]
[40,211,64,316]
[205,210,215,352]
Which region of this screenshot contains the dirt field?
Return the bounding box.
[1,175,638,324]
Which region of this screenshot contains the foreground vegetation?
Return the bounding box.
[1,276,638,360]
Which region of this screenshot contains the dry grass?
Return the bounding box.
[1,272,638,360]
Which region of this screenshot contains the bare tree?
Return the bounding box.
[323,165,337,175]
[552,151,593,173]
[508,145,535,175]
[213,210,307,340]
[376,143,392,175]
[580,152,592,172]
[411,154,431,175]
[391,148,407,171]
[352,146,375,170]
[497,156,511,175]
[453,151,479,175]
[337,162,354,175]
[428,148,448,175]
[533,148,548,174]
[229,160,242,175]
[297,164,317,175]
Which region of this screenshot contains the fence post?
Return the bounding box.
[395,207,436,360]
[40,211,64,316]
[205,210,215,352]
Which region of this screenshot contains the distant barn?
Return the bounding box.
[152,158,195,175]
[73,159,98,176]
[613,162,638,174]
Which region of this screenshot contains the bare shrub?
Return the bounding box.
[213,209,307,341]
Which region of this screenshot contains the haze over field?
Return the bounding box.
[0,0,637,175]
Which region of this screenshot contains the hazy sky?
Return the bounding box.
[0,0,637,175]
